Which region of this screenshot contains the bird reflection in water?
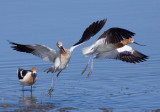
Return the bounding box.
[19,90,37,105]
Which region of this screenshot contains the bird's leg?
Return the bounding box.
[87,57,94,77]
[31,86,33,95]
[31,85,32,92]
[48,72,55,96]
[31,90,33,98]
[81,56,92,75]
[48,67,56,96]
[52,71,62,89]
[50,72,55,89]
[22,89,24,97]
[48,71,62,96]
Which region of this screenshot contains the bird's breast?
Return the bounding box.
[19,73,37,86]
[58,52,71,70]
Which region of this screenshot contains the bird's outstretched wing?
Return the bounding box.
[9,41,58,62]
[98,27,135,44]
[70,19,107,52]
[95,45,148,63]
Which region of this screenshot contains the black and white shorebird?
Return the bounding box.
[81,24,148,77]
[17,67,37,91]
[9,19,107,94]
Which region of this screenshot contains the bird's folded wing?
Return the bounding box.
[9,41,58,62]
[98,27,135,44]
[95,45,148,63]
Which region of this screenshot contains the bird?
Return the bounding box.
[17,67,37,91]
[81,27,148,77]
[9,19,107,94]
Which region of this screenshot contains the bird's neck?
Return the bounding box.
[120,40,128,46]
[60,46,66,53]
[120,40,127,46]
[115,42,125,48]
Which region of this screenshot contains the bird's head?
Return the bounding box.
[32,67,37,77]
[127,38,134,44]
[57,41,63,48]
[57,41,65,52]
[126,38,146,46]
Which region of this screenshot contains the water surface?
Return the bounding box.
[0,0,160,112]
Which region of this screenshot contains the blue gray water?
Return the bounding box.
[0,0,160,112]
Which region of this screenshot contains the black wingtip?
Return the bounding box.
[8,40,18,46]
[127,51,148,63]
[8,41,34,53]
[116,49,149,64]
[7,40,13,44]
[73,18,107,46]
[8,40,19,50]
[98,27,136,44]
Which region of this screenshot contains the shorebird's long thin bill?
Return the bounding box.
[134,42,146,46]
[61,47,65,52]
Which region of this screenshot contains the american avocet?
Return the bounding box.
[81,27,148,77]
[9,19,106,94]
[17,67,37,91]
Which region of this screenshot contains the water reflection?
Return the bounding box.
[19,90,37,105]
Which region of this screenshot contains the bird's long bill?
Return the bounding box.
[61,46,65,52]
[32,73,37,78]
[133,42,146,46]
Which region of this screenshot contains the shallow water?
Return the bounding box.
[0,0,160,112]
